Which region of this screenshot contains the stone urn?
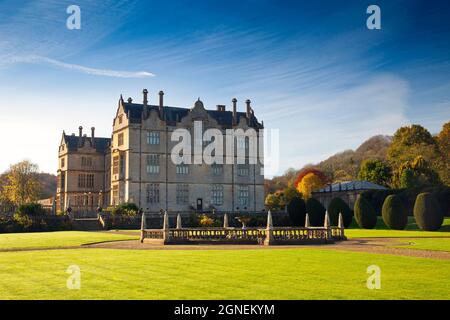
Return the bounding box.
[235,216,252,229]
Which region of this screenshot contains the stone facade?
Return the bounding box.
[57,89,265,215]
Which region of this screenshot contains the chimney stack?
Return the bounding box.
[159,90,164,118]
[232,98,237,125]
[143,89,148,105]
[216,105,225,112]
[127,97,133,103]
[91,127,95,147]
[245,99,251,118]
[78,126,83,146]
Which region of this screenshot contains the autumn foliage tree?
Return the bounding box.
[1,160,41,206]
[294,168,328,199]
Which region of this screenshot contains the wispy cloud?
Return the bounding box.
[5,55,154,78]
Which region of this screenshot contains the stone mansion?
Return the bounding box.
[56,89,265,215]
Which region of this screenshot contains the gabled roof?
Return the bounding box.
[314,180,388,193]
[122,102,263,129]
[63,134,111,153]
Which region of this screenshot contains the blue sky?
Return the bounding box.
[0,0,449,176]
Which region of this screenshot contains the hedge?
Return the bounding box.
[327,197,353,227]
[287,197,307,226]
[354,194,377,229]
[306,197,326,226]
[382,194,407,230]
[413,192,444,231]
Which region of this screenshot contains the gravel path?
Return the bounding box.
[85,237,450,260]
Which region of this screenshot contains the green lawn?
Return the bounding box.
[0,231,139,250]
[345,217,450,238]
[392,238,450,252]
[0,248,449,299]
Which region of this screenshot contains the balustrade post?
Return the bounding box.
[223,213,229,228]
[338,212,346,239]
[140,212,146,243]
[176,213,182,229]
[305,213,310,228]
[264,210,274,246]
[324,211,331,240]
[163,211,171,243]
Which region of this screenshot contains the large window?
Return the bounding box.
[237,185,249,207]
[61,158,65,168]
[146,154,160,174]
[211,184,224,206]
[81,156,92,167]
[147,131,160,145]
[212,163,223,176]
[78,174,94,188]
[176,163,189,175]
[112,185,119,205]
[112,156,119,175]
[176,184,189,204]
[237,164,249,176]
[118,133,124,146]
[146,184,160,204]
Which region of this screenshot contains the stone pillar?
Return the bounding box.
[338,212,346,240]
[324,211,331,240]
[264,210,274,246]
[140,212,146,243]
[176,213,182,229]
[305,213,310,228]
[223,213,229,228]
[163,211,170,244]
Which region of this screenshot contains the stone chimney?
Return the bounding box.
[91,127,95,147]
[78,126,83,146]
[127,97,133,103]
[232,98,237,125]
[245,99,251,119]
[143,89,148,105]
[216,105,225,112]
[159,90,164,118]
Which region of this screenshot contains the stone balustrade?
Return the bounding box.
[140,211,347,245]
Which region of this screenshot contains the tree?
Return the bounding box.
[305,197,326,226]
[354,194,377,229]
[381,195,407,230]
[265,193,280,211]
[388,124,438,164]
[1,161,41,206]
[391,156,441,188]
[357,159,392,187]
[327,197,353,227]
[436,121,450,185]
[413,192,444,231]
[294,169,328,199]
[287,197,307,226]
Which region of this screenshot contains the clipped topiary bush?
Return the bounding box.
[287,197,307,226]
[327,197,353,227]
[382,194,407,230]
[413,192,444,231]
[354,194,377,229]
[305,197,326,226]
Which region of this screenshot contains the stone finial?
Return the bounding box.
[127,97,133,103]
[223,213,229,228]
[176,213,182,229]
[163,211,169,230]
[141,212,146,230]
[338,212,344,229]
[78,126,83,146]
[324,211,331,228]
[266,210,273,230]
[305,213,310,228]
